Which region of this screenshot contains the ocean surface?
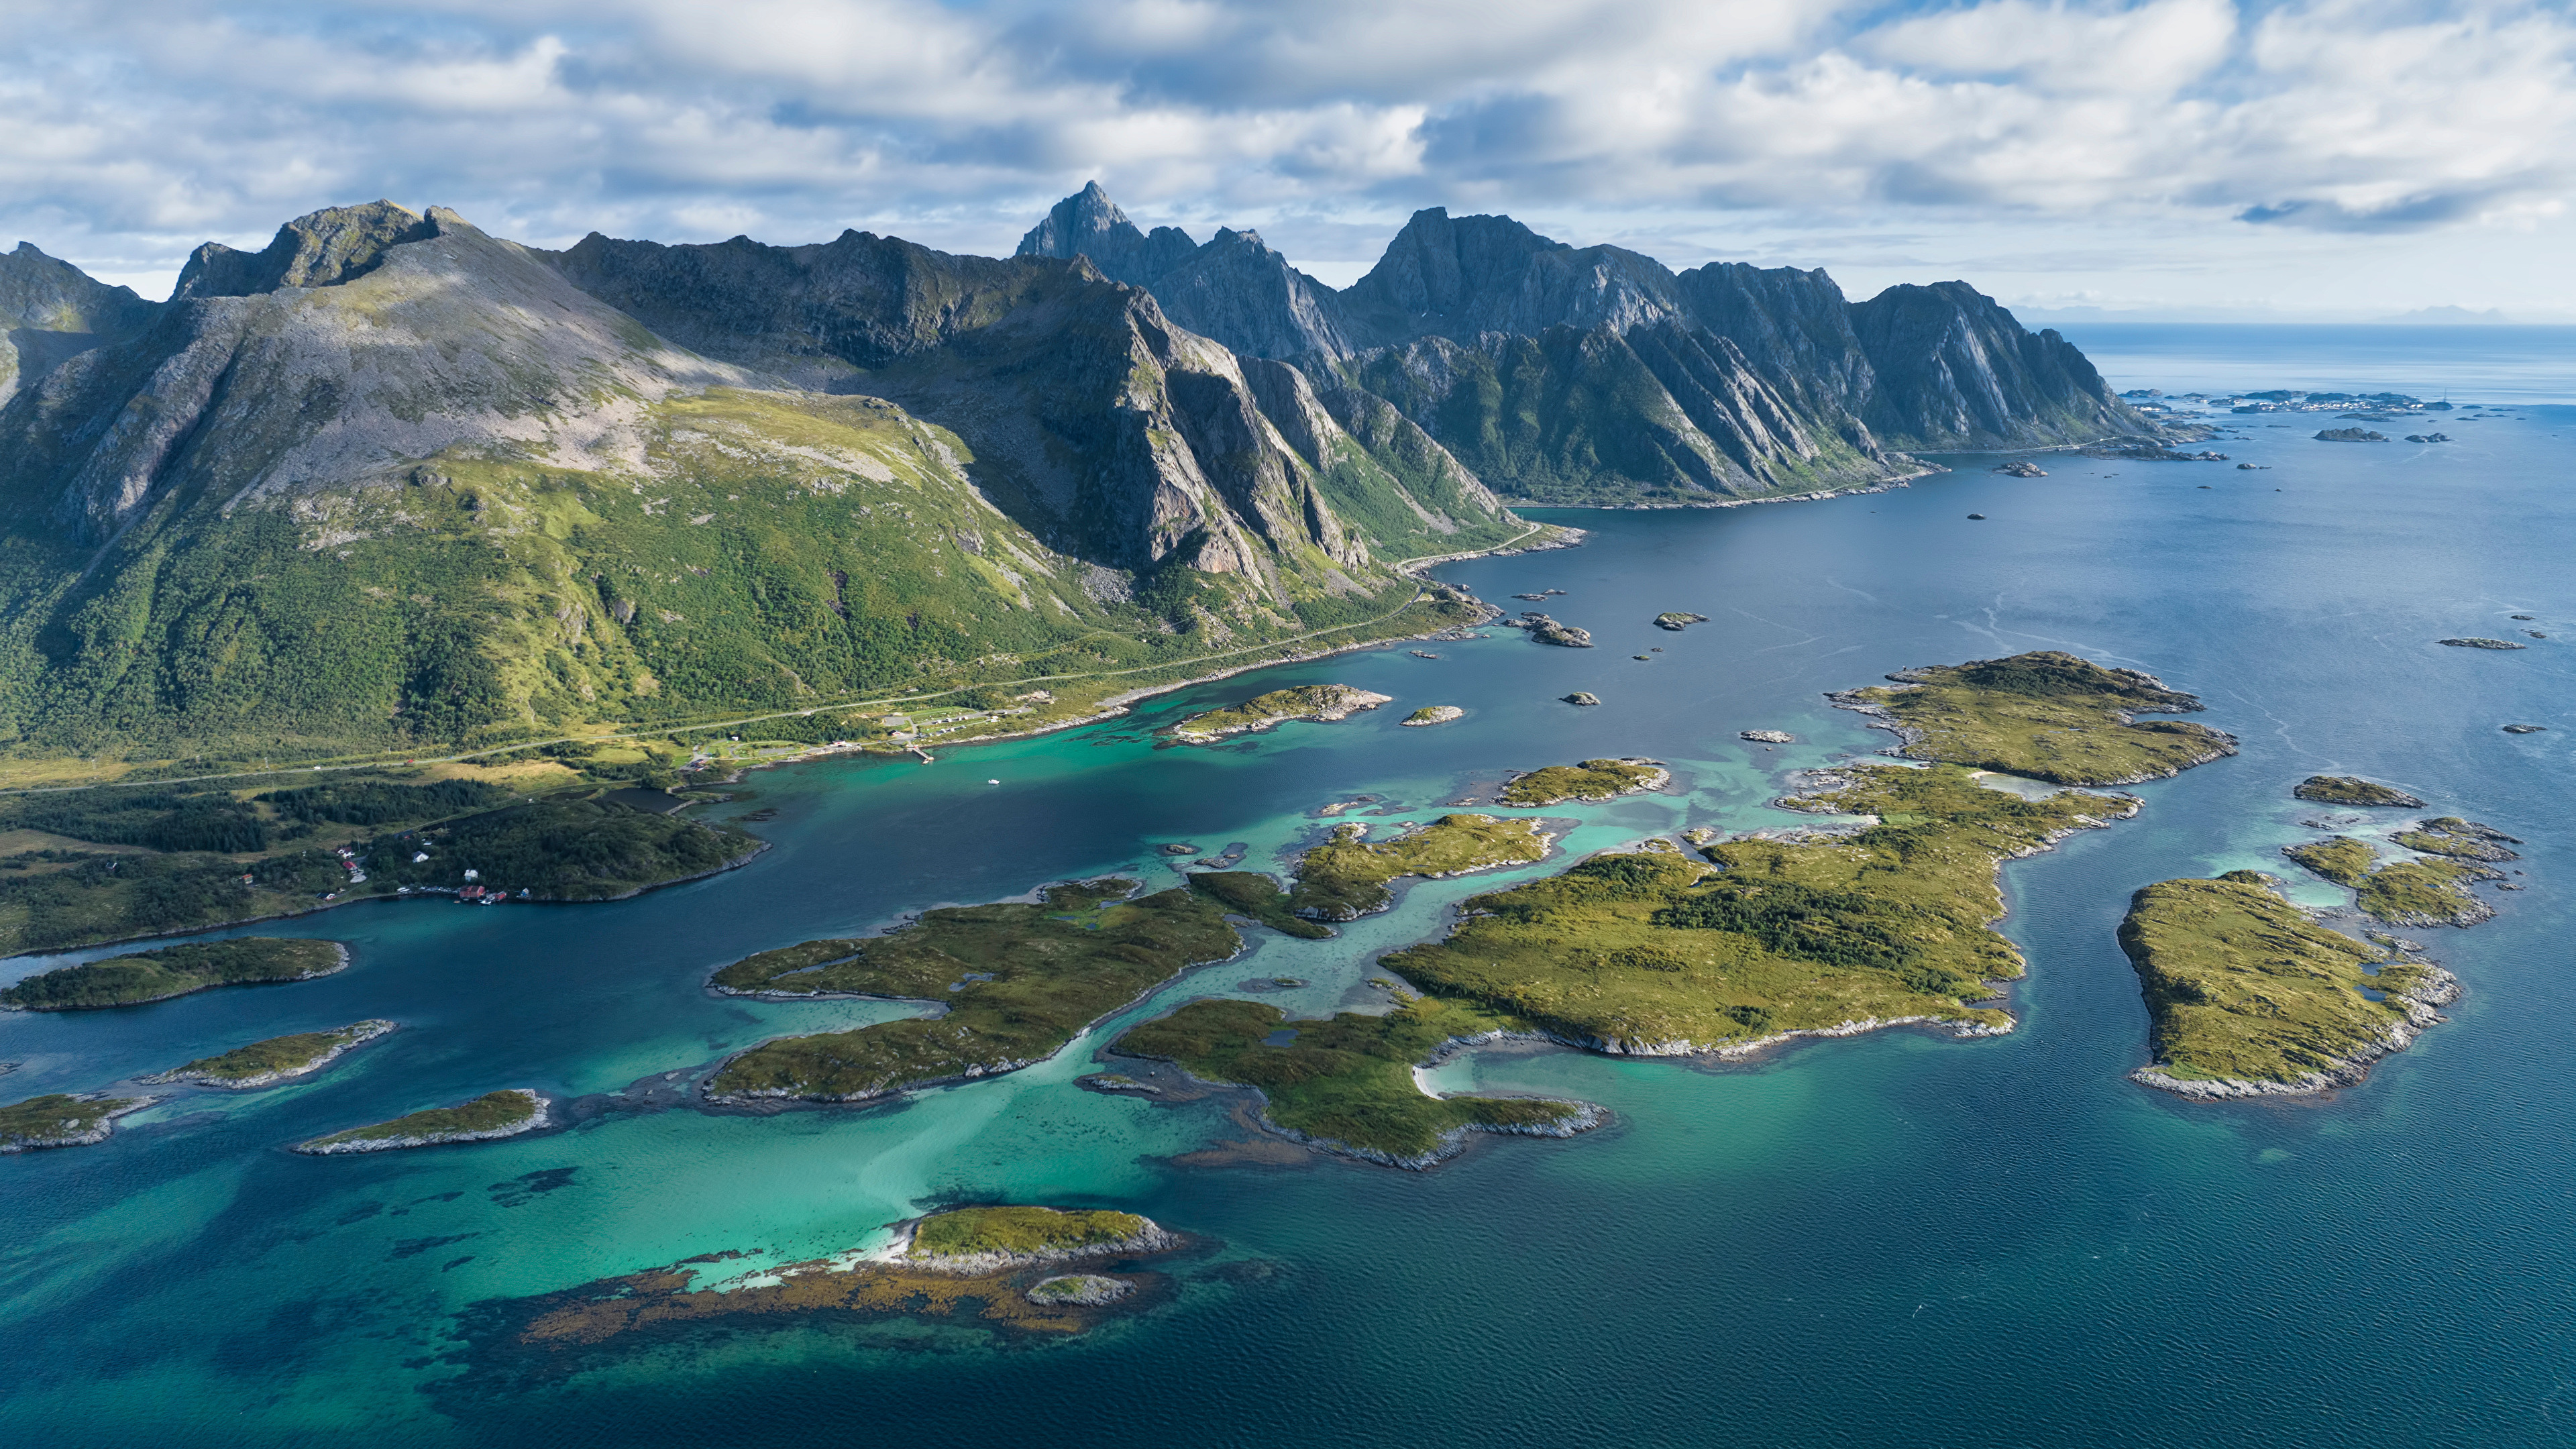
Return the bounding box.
[5,332,2573,1447]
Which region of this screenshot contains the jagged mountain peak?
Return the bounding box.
[1016,182,1197,288]
[171,200,441,301]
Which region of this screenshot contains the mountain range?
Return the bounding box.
[0,186,2144,765]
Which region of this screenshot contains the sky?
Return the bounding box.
[4,0,2571,319]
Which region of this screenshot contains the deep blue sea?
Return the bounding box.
[4,329,2572,1447]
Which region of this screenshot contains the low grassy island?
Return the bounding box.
[1497,758,1669,807]
[295,1088,547,1155]
[1169,685,1393,743]
[1833,651,2236,785]
[1112,994,1602,1169]
[1401,705,1464,727]
[498,1210,1187,1353]
[1386,765,2129,1055]
[1113,763,2143,1167]
[2437,637,2525,650]
[140,1020,396,1089]
[2395,818,2522,863]
[2294,775,2426,808]
[1286,814,1552,922]
[0,1092,156,1152]
[2284,837,2498,927]
[2123,874,2459,1098]
[703,880,1244,1103]
[1654,612,1709,631]
[904,1205,1173,1271]
[2,938,347,1012]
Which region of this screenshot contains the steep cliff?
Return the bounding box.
[1008,184,2145,501]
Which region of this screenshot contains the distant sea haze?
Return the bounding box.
[2051,323,2576,405]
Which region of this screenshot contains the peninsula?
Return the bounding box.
[295,1088,547,1153]
[1,1092,156,1152]
[1169,686,1393,743]
[702,879,1244,1103]
[2,938,346,1012]
[2123,873,2458,1097]
[140,1020,397,1089]
[0,777,767,957]
[1833,651,2235,784]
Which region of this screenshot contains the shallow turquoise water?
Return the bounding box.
[5,387,2573,1446]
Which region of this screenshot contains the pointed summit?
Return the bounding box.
[1015,182,1195,286]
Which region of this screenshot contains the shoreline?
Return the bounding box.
[0,1094,161,1152]
[0,941,352,1010]
[1,841,771,967]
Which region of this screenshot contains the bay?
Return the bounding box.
[3,334,2571,1447]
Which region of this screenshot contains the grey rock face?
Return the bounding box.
[1007,186,2141,499]
[1848,282,2139,449]
[171,201,438,300]
[1147,228,1356,360]
[0,243,157,407]
[1014,180,1196,287]
[9,208,755,543]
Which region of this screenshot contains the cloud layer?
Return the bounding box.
[3,0,2571,312]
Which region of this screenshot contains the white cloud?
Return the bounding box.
[0,0,2569,313]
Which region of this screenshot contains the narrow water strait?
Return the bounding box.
[6,376,2573,1446]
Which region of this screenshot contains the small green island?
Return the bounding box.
[1,1092,156,1152]
[2396,817,2522,863]
[1496,757,1668,807]
[1169,685,1393,743]
[1,938,347,1012]
[703,879,1246,1102]
[2123,873,2458,1097]
[904,1205,1171,1269]
[503,1203,1184,1350]
[140,1020,397,1089]
[2294,775,2426,808]
[295,1088,547,1154]
[1654,612,1709,631]
[1286,814,1552,922]
[2284,837,2497,927]
[1401,705,1464,727]
[1834,651,2236,784]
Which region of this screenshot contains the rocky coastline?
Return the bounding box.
[2132,962,2460,1101]
[890,1214,1177,1275]
[0,1093,158,1152]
